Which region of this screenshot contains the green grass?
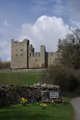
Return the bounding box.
[0,72,41,86]
[0,103,73,120]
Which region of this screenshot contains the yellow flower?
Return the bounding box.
[43,104,47,107]
[20,98,28,105]
[40,103,47,107]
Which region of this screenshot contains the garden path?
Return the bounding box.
[71,97,80,120]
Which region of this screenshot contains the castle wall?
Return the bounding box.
[48,52,57,67]
[28,45,46,68]
[29,52,41,68]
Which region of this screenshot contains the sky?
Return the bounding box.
[0,0,80,61]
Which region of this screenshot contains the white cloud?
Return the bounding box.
[19,15,70,52]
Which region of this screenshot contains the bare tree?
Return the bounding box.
[58,28,80,69]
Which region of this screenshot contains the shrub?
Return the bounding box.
[40,65,79,93]
[0,61,10,69]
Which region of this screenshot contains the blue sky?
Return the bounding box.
[0,0,80,61]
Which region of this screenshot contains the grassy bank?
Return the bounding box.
[0,72,41,86]
[0,103,73,120]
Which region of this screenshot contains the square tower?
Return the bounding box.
[40,45,46,67]
[11,38,29,69]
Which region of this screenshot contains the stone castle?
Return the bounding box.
[11,38,57,69]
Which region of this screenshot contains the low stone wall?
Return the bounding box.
[0,84,61,107]
[0,85,41,107]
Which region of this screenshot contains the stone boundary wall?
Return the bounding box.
[0,85,41,107]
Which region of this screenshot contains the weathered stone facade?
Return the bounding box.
[11,38,57,69]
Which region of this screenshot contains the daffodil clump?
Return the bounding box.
[20,98,28,106]
[40,103,47,110]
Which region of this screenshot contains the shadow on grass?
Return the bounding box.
[0,103,73,120]
[0,111,53,120]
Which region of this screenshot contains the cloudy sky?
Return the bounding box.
[0,0,80,61]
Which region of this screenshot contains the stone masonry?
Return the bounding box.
[11,38,57,69]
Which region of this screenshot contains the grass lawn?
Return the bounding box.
[0,72,41,86]
[0,102,73,120]
[0,71,75,120]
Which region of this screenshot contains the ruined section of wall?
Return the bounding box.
[48,52,57,67]
[29,52,41,68]
[11,38,29,69]
[28,45,46,68]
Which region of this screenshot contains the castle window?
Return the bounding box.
[30,53,31,57]
[21,49,23,51]
[36,53,37,56]
[16,54,18,56]
[17,61,20,63]
[35,59,37,62]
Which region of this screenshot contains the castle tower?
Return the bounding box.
[29,44,34,57]
[40,45,46,67]
[11,39,14,69]
[11,38,29,69]
[28,44,34,68]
